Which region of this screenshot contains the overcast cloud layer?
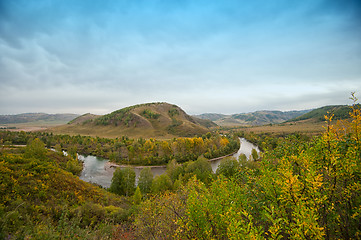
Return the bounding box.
[0,0,360,115]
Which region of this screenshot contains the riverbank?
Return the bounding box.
[104,161,167,170]
[104,150,239,171]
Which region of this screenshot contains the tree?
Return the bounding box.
[216,157,240,178]
[166,159,183,183]
[24,138,47,159]
[138,167,153,194]
[251,148,259,161]
[238,153,247,163]
[133,187,142,205]
[67,145,78,159]
[151,174,173,193]
[109,167,136,196]
[54,144,63,156]
[185,156,213,184]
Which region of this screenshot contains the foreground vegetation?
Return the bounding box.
[0,140,131,239]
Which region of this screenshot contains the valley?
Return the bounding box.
[1,101,360,239]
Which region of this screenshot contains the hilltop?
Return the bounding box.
[50,102,216,138]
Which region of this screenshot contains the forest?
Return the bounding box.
[0,98,360,239]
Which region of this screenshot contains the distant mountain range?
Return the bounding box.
[0,113,79,125]
[195,104,359,127]
[194,110,311,126]
[2,104,357,135]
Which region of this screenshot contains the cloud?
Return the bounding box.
[0,0,360,115]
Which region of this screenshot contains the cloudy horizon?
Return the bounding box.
[1,0,360,115]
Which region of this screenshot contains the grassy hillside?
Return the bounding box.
[51,102,213,138]
[289,104,360,122]
[237,119,325,135]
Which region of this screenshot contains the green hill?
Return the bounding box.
[289,104,360,122]
[51,102,215,138]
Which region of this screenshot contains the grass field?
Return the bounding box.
[49,123,179,139]
[0,120,72,131]
[224,119,327,136]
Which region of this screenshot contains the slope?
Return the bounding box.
[289,104,360,122]
[51,102,214,138]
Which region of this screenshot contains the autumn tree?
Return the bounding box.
[184,156,213,184]
[109,167,136,196]
[151,174,173,193]
[133,187,142,205]
[138,167,153,194]
[24,138,47,159]
[216,157,240,178]
[166,159,183,183]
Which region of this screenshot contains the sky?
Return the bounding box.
[0,0,360,115]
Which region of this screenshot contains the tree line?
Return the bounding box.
[0,131,239,166]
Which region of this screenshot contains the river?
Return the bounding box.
[210,138,260,173]
[79,138,260,188]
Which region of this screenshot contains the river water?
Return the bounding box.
[78,155,114,188]
[209,138,260,173]
[79,138,260,188]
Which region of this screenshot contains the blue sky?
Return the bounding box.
[0,0,360,115]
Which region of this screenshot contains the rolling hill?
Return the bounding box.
[51,102,216,138]
[288,104,359,122]
[195,110,310,126]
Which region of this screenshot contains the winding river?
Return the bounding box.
[79,138,260,188]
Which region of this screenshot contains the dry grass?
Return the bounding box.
[49,123,178,139]
[238,119,326,135]
[0,120,71,132]
[217,119,328,136]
